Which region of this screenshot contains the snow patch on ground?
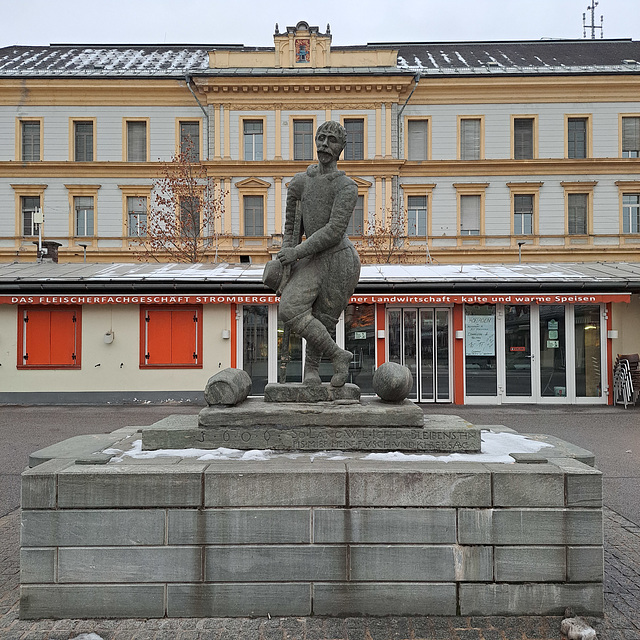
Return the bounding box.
[104,430,552,464]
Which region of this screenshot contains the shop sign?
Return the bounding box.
[0,292,631,306]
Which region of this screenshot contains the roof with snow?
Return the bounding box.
[1,261,639,294]
[1,39,639,78]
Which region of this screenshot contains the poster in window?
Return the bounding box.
[465,314,495,356]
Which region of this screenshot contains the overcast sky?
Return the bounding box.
[2,0,639,48]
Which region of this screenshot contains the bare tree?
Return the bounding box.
[131,146,226,263]
[353,205,409,264]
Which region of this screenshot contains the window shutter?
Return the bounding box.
[622,117,640,153]
[514,118,534,159]
[407,120,428,160]
[568,193,588,235]
[460,195,480,235]
[127,121,147,162]
[460,119,480,160]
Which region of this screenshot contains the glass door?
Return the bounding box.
[539,305,567,400]
[388,307,451,403]
[504,304,533,399]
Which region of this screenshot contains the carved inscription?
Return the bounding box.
[197,426,480,452]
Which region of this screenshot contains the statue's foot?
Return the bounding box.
[330,349,353,387]
[303,368,322,386]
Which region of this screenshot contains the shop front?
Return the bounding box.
[0,262,637,406]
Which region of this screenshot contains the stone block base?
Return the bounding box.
[20,419,604,619]
[264,382,360,403]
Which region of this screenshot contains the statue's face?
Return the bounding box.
[315,128,344,164]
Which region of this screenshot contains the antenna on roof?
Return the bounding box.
[583,1,604,39]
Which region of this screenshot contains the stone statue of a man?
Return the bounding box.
[270,121,361,387]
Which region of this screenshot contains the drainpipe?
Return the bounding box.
[395,72,421,243]
[184,75,210,160]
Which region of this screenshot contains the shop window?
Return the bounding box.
[243,305,269,395]
[343,118,364,160]
[514,194,534,235]
[243,120,264,161]
[459,118,482,160]
[513,117,534,160]
[464,305,497,396]
[621,116,639,158]
[575,305,601,398]
[74,121,94,161]
[344,303,375,394]
[21,121,41,161]
[126,120,147,162]
[407,119,428,160]
[293,119,314,160]
[567,117,588,159]
[347,195,364,235]
[18,306,81,369]
[623,194,640,233]
[407,195,427,236]
[179,121,200,160]
[141,306,202,368]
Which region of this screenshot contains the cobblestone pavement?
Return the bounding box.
[1,507,638,640]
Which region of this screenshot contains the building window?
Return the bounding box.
[514,194,533,235]
[75,196,94,237]
[513,118,534,160]
[74,121,94,161]
[21,121,41,161]
[407,195,427,236]
[622,116,640,158]
[244,195,264,236]
[344,118,364,160]
[623,194,640,233]
[407,119,428,160]
[460,118,481,160]
[141,306,202,368]
[126,121,147,162]
[567,117,587,159]
[180,196,200,239]
[18,306,81,369]
[568,193,588,235]
[347,195,364,235]
[460,194,481,235]
[293,119,314,161]
[243,120,263,161]
[295,39,310,63]
[127,196,147,237]
[179,121,200,161]
[21,196,40,237]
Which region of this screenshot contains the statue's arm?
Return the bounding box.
[294,180,358,259]
[282,175,304,249]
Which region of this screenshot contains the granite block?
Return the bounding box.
[21,509,166,546]
[205,545,347,581]
[20,585,166,619]
[21,459,73,509]
[347,462,491,507]
[312,583,457,616]
[459,583,603,616]
[313,508,457,543]
[204,461,346,507]
[167,583,312,617]
[58,546,202,583]
[20,548,55,584]
[168,508,311,544]
[488,463,565,507]
[567,546,604,582]
[494,546,566,582]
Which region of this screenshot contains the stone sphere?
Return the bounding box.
[373,362,413,402]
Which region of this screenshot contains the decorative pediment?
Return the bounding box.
[351,177,373,188]
[234,177,271,189]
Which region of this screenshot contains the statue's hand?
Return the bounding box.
[277,247,298,266]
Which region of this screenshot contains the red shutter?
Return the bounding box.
[20,306,80,368]
[142,306,201,368]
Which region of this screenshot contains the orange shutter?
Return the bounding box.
[20,307,79,368]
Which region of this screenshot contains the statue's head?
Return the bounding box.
[315,121,347,163]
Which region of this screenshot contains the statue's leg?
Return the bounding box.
[304,311,338,386]
[286,311,352,387]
